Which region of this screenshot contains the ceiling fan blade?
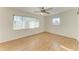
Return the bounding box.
[38,7,52,10]
[45,11,50,14]
[35,7,51,15]
[45,8,53,11]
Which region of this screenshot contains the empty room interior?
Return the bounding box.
[0,7,79,51]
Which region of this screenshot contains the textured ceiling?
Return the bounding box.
[14,7,75,16]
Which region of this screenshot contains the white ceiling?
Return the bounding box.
[14,7,75,16]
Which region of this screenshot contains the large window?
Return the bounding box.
[52,17,60,25]
[13,16,39,30]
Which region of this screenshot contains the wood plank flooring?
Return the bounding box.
[0,32,78,51]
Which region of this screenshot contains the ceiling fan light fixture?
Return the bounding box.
[40,12,47,16]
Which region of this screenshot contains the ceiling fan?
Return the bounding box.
[35,7,52,15]
[77,8,79,15]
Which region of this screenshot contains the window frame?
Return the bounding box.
[52,17,60,26]
[13,15,40,30]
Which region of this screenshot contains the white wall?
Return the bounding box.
[0,8,45,43]
[45,9,77,39]
[77,14,79,41]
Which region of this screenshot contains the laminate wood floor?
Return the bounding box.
[0,32,78,51]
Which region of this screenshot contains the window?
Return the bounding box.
[13,16,39,30]
[29,19,39,28]
[52,17,60,25]
[13,16,24,30]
